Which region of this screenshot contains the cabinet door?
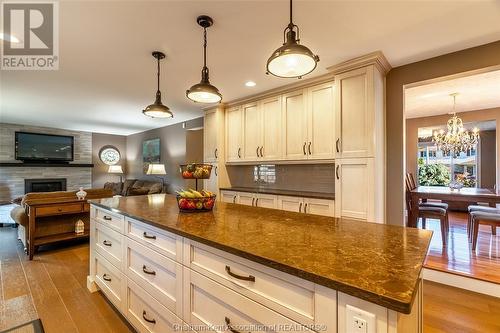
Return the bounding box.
[335,66,374,158]
[203,163,218,194]
[220,190,238,204]
[282,89,308,160]
[203,109,218,162]
[237,192,255,206]
[278,195,303,213]
[304,198,335,217]
[261,96,283,161]
[255,193,277,209]
[307,82,335,160]
[226,106,243,162]
[335,158,374,221]
[242,102,262,161]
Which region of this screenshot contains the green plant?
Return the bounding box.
[418,164,450,186]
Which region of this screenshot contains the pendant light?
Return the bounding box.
[186,15,222,103]
[266,0,319,78]
[143,51,173,118]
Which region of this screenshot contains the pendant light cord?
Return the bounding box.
[156,57,161,93]
[289,0,293,25]
[203,27,207,69]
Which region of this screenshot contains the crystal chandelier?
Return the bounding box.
[433,93,479,156]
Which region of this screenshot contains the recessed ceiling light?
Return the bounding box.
[0,33,20,43]
[245,81,256,87]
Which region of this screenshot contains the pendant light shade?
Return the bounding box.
[266,0,319,78]
[186,15,222,103]
[143,51,173,118]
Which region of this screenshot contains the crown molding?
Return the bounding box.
[327,51,392,75]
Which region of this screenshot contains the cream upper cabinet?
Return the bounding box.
[203,108,218,162]
[307,82,335,160]
[260,96,283,161]
[335,66,375,159]
[225,106,243,162]
[334,158,376,222]
[242,102,261,161]
[282,89,308,160]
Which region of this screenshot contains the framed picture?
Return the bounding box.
[142,138,160,173]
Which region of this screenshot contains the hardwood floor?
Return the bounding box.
[424,211,500,284]
[0,227,133,333]
[1,226,500,333]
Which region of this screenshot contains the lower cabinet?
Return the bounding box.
[88,205,420,333]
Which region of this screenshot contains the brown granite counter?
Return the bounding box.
[220,187,335,200]
[90,194,431,314]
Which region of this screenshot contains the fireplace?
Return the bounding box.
[25,178,67,193]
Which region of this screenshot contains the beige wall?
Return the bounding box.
[92,133,127,188]
[386,40,500,226]
[406,108,499,189]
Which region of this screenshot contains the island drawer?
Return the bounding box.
[183,268,316,333]
[124,237,183,317]
[183,240,336,327]
[94,251,126,313]
[92,206,125,233]
[126,278,183,333]
[126,217,183,262]
[95,221,124,270]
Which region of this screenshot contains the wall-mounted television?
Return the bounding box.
[15,132,74,163]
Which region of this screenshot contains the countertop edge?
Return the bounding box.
[90,201,417,314]
[219,187,336,200]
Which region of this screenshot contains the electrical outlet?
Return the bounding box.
[346,304,376,333]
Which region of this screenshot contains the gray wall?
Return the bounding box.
[480,130,496,189]
[125,118,203,194]
[92,133,127,188]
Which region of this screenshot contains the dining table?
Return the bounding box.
[408,186,500,228]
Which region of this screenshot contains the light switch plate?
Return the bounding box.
[346,304,376,333]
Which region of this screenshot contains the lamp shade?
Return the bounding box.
[146,163,166,175]
[108,165,123,174]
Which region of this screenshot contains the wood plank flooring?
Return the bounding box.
[0,227,133,333]
[424,212,500,284]
[1,226,500,332]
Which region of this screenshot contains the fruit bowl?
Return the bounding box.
[180,163,212,179]
[176,189,216,212]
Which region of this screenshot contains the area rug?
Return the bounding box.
[0,319,44,333]
[0,203,17,226]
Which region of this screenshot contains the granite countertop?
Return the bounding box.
[90,194,431,314]
[219,187,335,200]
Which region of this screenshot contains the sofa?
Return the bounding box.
[10,188,113,250]
[103,179,164,196]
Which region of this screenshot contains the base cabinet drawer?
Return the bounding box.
[36,203,83,216]
[183,268,315,333]
[126,218,182,261]
[125,237,183,316]
[94,252,126,313]
[126,278,183,333]
[92,207,125,233]
[95,222,124,269]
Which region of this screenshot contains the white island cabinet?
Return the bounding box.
[88,204,422,333]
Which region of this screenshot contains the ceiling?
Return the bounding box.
[2,1,500,135]
[405,69,500,119]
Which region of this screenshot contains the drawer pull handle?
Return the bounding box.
[336,138,340,153]
[225,265,255,282]
[103,216,112,221]
[142,310,156,324]
[304,203,308,214]
[143,232,156,240]
[303,142,306,155]
[237,147,241,158]
[58,208,63,212]
[142,265,156,275]
[225,317,242,333]
[102,240,112,247]
[299,202,302,213]
[308,142,312,155]
[215,148,218,159]
[102,274,112,282]
[336,165,340,180]
[260,146,263,157]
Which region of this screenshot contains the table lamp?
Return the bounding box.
[146,163,167,191]
[108,165,124,182]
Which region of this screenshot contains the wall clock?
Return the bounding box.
[99,145,121,165]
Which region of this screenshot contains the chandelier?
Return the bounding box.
[433,93,479,156]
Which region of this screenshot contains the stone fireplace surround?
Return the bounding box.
[0,123,93,202]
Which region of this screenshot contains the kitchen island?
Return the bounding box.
[87,194,431,333]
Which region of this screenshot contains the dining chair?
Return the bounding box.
[405,175,449,245]
[467,205,499,241]
[405,173,449,210]
[470,211,500,250]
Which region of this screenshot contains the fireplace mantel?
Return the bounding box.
[0,162,94,167]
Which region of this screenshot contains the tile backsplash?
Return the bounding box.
[227,164,335,193]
